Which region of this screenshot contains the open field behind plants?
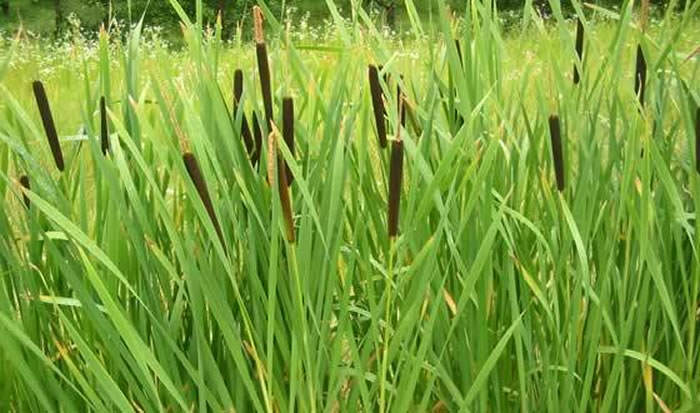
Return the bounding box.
[1,0,700,411]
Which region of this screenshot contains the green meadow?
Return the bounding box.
[1,0,699,411]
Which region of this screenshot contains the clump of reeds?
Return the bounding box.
[695,107,700,174]
[282,97,295,185]
[253,6,273,128]
[100,96,110,155]
[573,18,584,85]
[183,152,224,244]
[387,139,404,238]
[368,65,388,148]
[19,175,30,209]
[635,45,647,109]
[234,69,256,163]
[548,115,565,192]
[32,81,64,171]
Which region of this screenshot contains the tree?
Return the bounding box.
[1,0,9,16]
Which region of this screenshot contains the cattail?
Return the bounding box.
[695,107,699,174]
[183,152,224,244]
[19,175,30,209]
[548,115,565,192]
[573,18,584,85]
[387,140,404,238]
[635,45,647,109]
[233,69,255,160]
[32,81,64,171]
[253,7,273,128]
[252,111,263,166]
[282,97,295,185]
[100,96,110,155]
[368,65,388,148]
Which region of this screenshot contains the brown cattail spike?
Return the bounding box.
[19,175,30,209]
[100,96,110,155]
[32,81,64,171]
[548,115,565,192]
[368,65,388,148]
[183,153,224,244]
[387,140,404,238]
[234,69,244,109]
[635,45,647,109]
[573,18,584,85]
[282,97,295,185]
[256,43,273,129]
[252,111,263,166]
[253,6,264,44]
[695,107,699,174]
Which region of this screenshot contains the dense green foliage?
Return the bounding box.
[1,0,700,411]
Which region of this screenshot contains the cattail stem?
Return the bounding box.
[32,81,64,171]
[573,18,584,85]
[635,45,647,109]
[549,115,565,192]
[695,107,699,175]
[183,152,224,245]
[282,97,295,185]
[100,96,110,155]
[19,175,30,209]
[369,65,388,148]
[388,140,404,238]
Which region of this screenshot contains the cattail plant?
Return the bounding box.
[183,152,224,244]
[253,6,273,129]
[252,111,263,166]
[548,115,565,192]
[19,175,30,209]
[635,45,647,109]
[368,65,388,148]
[32,81,64,171]
[100,96,110,155]
[573,18,584,85]
[455,38,464,66]
[282,97,295,185]
[695,107,699,174]
[267,127,295,243]
[387,139,404,238]
[233,69,255,162]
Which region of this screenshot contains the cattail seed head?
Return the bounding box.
[548,115,565,192]
[282,97,295,185]
[635,45,647,109]
[253,6,264,44]
[32,81,64,171]
[256,43,273,129]
[100,96,110,155]
[573,18,584,85]
[19,175,30,209]
[388,140,404,238]
[233,69,244,109]
[368,65,388,148]
[183,152,224,245]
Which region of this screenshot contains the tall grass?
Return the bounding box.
[1,0,700,411]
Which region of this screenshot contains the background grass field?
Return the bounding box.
[1,0,700,411]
